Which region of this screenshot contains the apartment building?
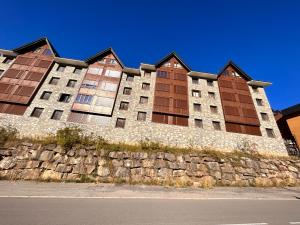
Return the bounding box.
[0,38,287,155]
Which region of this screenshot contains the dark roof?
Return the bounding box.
[13,37,60,57]
[218,60,252,81]
[85,47,124,68]
[281,103,300,117]
[155,52,191,71]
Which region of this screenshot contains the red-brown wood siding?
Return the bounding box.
[218,65,261,136]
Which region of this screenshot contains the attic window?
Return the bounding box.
[43,49,52,56]
[163,62,171,67]
[174,62,182,68]
[109,59,117,65]
[232,71,240,77]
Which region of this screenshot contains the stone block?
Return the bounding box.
[39,151,54,162]
[0,157,16,170]
[25,160,40,169]
[97,166,110,177]
[164,153,176,162]
[157,168,172,177]
[206,162,220,171]
[142,159,155,168]
[41,170,62,180]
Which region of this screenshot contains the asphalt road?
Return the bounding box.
[0,181,300,225]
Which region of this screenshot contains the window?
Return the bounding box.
[100,81,118,92]
[157,70,168,78]
[193,103,201,112]
[51,110,63,120]
[40,91,52,100]
[49,77,60,85]
[256,98,263,106]
[213,121,221,130]
[119,101,129,110]
[105,70,121,78]
[116,118,126,128]
[142,83,150,90]
[0,69,4,76]
[163,62,171,67]
[75,94,93,104]
[87,67,102,75]
[266,128,275,138]
[30,107,44,118]
[95,96,114,107]
[208,92,216,99]
[81,80,98,89]
[108,59,117,65]
[261,113,269,121]
[137,112,146,121]
[73,68,82,75]
[192,90,201,97]
[3,57,13,64]
[174,62,182,68]
[207,80,214,86]
[66,79,77,88]
[195,119,203,128]
[126,74,134,81]
[139,96,148,104]
[144,71,151,77]
[58,93,71,103]
[57,65,66,72]
[252,86,259,93]
[123,87,132,95]
[210,105,218,114]
[192,78,199,84]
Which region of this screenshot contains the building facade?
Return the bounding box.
[0,38,287,155]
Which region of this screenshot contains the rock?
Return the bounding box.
[157,168,172,177]
[29,150,41,160]
[53,145,65,154]
[41,170,62,180]
[206,162,220,171]
[142,159,155,168]
[25,160,40,169]
[66,173,80,181]
[165,153,176,162]
[143,168,157,177]
[210,171,221,180]
[288,166,298,173]
[22,169,41,180]
[222,173,235,181]
[156,152,165,159]
[168,162,179,170]
[55,164,72,173]
[221,163,235,174]
[97,166,110,177]
[72,163,86,175]
[183,154,191,162]
[154,160,166,169]
[69,157,82,165]
[191,157,201,164]
[197,164,208,172]
[98,159,107,166]
[44,144,57,150]
[0,157,16,170]
[15,160,27,169]
[112,159,123,167]
[85,154,97,165]
[39,151,54,162]
[197,176,216,188]
[124,160,141,168]
[53,153,68,164]
[108,152,118,159]
[67,149,75,157]
[131,168,143,176]
[173,170,186,177]
[115,167,130,178]
[78,149,87,157]
[0,150,12,157]
[86,165,96,174]
[131,152,148,160]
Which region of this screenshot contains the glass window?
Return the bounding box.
[144,71,151,77]
[30,107,44,118]
[207,80,214,86]
[81,80,98,89]
[119,101,129,110]
[266,128,275,138]
[174,62,182,68]
[51,110,63,120]
[192,78,199,84]
[163,62,171,67]
[40,91,52,100]
[210,105,218,114]
[261,113,269,121]
[208,92,216,99]
[137,112,146,121]
[195,119,203,128]
[142,83,150,90]
[49,77,60,85]
[100,81,118,92]
[192,90,201,97]
[73,68,82,74]
[109,59,118,65]
[126,74,134,81]
[256,98,263,106]
[75,94,93,104]
[95,96,114,107]
[58,93,71,103]
[139,96,148,104]
[116,118,126,128]
[87,67,102,75]
[213,121,221,130]
[105,70,121,78]
[67,79,77,88]
[3,57,13,64]
[193,103,201,112]
[157,70,168,78]
[252,86,259,93]
[123,87,132,95]
[57,65,66,72]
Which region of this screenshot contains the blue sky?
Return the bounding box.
[0,0,299,110]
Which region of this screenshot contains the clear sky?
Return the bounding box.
[0,0,299,110]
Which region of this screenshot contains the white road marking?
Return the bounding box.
[0,195,297,200]
[219,223,268,225]
[289,222,300,224]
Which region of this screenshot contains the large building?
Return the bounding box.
[0,38,287,155]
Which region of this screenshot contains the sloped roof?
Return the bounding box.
[218,60,252,81]
[155,52,191,71]
[281,103,300,117]
[13,37,60,57]
[85,47,124,68]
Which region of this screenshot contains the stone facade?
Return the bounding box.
[0,40,288,156]
[0,143,299,187]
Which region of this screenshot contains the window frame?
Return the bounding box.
[194,119,203,128]
[56,65,66,72]
[142,82,150,90]
[66,79,77,88]
[40,91,52,100]
[212,121,221,130]
[115,118,126,128]
[193,103,201,112]
[123,87,132,95]
[137,111,147,121]
[51,110,63,120]
[49,77,60,85]
[30,107,44,118]
[58,93,71,103]
[119,101,129,110]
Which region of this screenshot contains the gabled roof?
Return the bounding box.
[13,37,60,57]
[155,52,191,71]
[218,60,252,81]
[85,47,124,68]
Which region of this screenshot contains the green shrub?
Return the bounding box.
[0,126,18,146]
[56,127,83,149]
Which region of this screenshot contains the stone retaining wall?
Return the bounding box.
[0,143,299,187]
